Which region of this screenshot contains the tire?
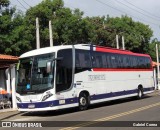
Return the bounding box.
[137,88,143,99]
[79,93,89,111]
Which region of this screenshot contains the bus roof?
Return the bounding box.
[19,45,73,58]
[20,44,151,58]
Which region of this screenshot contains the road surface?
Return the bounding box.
[0,91,160,130]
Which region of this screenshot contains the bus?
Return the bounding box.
[16,44,155,111]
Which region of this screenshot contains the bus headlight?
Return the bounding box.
[42,93,53,101]
[16,96,22,102]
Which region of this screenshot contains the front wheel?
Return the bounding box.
[79,93,89,111]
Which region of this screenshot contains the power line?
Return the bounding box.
[21,0,32,8]
[10,4,27,10]
[16,0,28,10]
[115,0,160,21]
[124,0,160,19]
[95,0,159,26]
[65,2,121,18]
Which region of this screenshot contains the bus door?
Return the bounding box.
[55,48,76,103]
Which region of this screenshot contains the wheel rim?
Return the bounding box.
[139,90,142,98]
[80,97,86,106]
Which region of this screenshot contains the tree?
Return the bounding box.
[54,8,94,44]
[0,0,155,57]
[85,16,105,45]
[0,0,31,55]
[104,15,153,53]
[0,0,9,9]
[24,0,93,48]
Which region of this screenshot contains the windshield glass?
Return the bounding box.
[17,53,55,94]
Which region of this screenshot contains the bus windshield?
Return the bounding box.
[16,53,55,94]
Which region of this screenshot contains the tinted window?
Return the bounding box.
[91,51,151,69]
[56,49,73,92]
[92,52,104,68]
[17,53,55,94]
[75,49,92,74]
[75,49,91,68]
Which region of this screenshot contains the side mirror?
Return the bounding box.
[46,61,52,73]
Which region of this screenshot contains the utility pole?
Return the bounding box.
[49,20,53,47]
[116,35,119,49]
[36,17,40,49]
[156,44,160,90]
[11,65,17,109]
[103,21,106,29]
[122,35,125,50]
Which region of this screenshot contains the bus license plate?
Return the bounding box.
[28,104,35,109]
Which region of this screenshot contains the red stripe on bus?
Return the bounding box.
[93,68,153,71]
[96,47,150,57]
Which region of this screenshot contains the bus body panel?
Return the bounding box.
[74,70,154,102]
[16,44,155,111]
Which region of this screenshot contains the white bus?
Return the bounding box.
[16,44,155,111]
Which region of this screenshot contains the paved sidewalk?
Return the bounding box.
[148,89,160,96]
[0,108,18,114]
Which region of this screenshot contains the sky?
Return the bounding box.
[10,0,160,40]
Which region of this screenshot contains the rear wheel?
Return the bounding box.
[79,93,89,111]
[137,88,143,99]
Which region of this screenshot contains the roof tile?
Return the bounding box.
[0,54,18,61]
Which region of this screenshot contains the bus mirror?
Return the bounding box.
[46,61,52,73]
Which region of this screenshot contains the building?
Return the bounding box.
[0,54,18,109]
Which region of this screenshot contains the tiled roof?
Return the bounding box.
[0,54,18,61]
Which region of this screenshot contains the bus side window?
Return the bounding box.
[102,54,107,68]
[106,54,111,68]
[145,57,151,68]
[110,54,117,68]
[117,55,123,68]
[125,56,131,68]
[92,52,103,68]
[75,49,91,69]
[75,53,80,67]
[79,53,87,67]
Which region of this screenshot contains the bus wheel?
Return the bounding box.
[79,93,88,111]
[137,87,143,99]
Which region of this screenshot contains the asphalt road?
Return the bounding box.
[0,91,160,130]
